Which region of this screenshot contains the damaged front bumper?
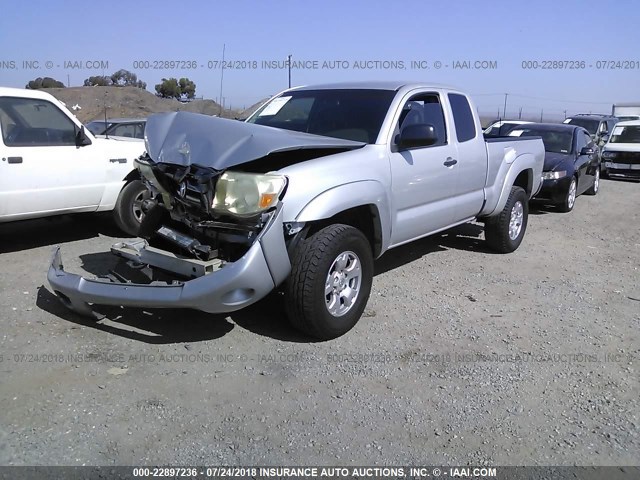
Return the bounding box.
[47,205,291,317]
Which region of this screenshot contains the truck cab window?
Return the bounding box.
[397,94,447,146]
[110,124,137,138]
[0,97,78,147]
[448,93,477,142]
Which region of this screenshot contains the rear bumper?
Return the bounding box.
[47,206,291,316]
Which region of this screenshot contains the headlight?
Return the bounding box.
[542,170,567,180]
[212,171,287,216]
[602,151,616,159]
[135,158,168,193]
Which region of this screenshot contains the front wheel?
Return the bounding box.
[113,180,151,236]
[284,224,374,340]
[558,176,578,212]
[585,168,599,195]
[484,186,529,253]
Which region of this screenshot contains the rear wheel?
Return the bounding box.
[559,176,578,212]
[284,224,373,340]
[484,186,529,253]
[113,180,151,236]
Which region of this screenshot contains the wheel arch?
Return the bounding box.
[513,168,533,197]
[122,169,141,184]
[293,181,391,258]
[483,160,534,218]
[300,205,384,258]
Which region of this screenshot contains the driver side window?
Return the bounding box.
[0,97,78,147]
[397,94,447,147]
[576,131,587,151]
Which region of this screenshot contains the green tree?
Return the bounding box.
[25,77,65,89]
[109,69,146,89]
[155,77,181,99]
[111,69,134,86]
[178,77,196,99]
[83,75,112,86]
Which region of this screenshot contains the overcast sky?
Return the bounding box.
[1,0,638,118]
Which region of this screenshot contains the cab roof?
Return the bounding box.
[0,86,60,100]
[290,81,457,91]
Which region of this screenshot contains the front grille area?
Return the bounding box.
[604,151,640,165]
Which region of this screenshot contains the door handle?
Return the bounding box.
[7,157,23,164]
[443,158,457,167]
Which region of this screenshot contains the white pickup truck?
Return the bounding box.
[49,82,545,339]
[0,87,147,234]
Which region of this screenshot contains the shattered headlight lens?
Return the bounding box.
[212,172,287,216]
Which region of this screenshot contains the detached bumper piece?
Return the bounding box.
[47,206,291,317]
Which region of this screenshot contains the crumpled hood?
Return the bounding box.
[144,111,366,170]
[544,151,573,171]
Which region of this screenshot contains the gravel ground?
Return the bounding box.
[0,178,638,467]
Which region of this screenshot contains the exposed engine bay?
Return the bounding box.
[113,111,364,282]
[134,154,285,269]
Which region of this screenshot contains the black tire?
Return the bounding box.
[558,176,578,212]
[113,180,150,236]
[585,168,600,196]
[484,186,529,253]
[284,224,374,340]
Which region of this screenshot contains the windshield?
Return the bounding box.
[247,89,396,143]
[484,122,523,137]
[511,128,574,154]
[609,125,640,143]
[565,118,599,135]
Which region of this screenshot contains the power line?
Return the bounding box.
[471,92,612,105]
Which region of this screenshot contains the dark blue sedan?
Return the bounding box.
[509,123,600,212]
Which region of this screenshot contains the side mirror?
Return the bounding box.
[75,126,92,147]
[600,134,609,143]
[398,124,438,149]
[580,147,595,156]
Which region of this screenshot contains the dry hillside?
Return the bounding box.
[46,86,242,123]
[237,97,270,119]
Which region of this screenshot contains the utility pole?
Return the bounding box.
[518,107,522,119]
[103,91,109,139]
[540,109,543,122]
[563,110,567,119]
[503,93,508,118]
[219,43,226,116]
[287,54,292,88]
[67,74,70,87]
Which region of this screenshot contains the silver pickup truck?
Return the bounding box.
[49,81,544,339]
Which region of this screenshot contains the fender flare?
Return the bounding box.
[483,153,537,217]
[294,180,392,255]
